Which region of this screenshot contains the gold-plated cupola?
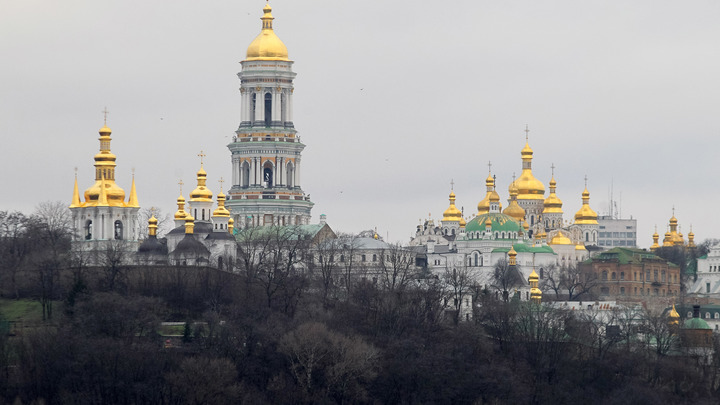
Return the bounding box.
[245,2,290,61]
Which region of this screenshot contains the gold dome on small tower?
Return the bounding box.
[190,152,213,202]
[513,127,545,200]
[543,176,563,214]
[503,180,526,222]
[574,180,598,225]
[442,190,463,223]
[245,2,290,61]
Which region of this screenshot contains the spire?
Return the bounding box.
[127,169,139,208]
[543,164,563,215]
[70,168,81,208]
[82,118,127,207]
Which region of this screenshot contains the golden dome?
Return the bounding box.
[213,191,231,217]
[245,3,290,61]
[503,184,526,223]
[575,244,586,251]
[477,173,494,215]
[442,191,463,222]
[508,246,517,265]
[543,177,563,214]
[663,229,673,247]
[574,188,598,225]
[513,140,545,200]
[82,124,128,207]
[549,230,573,245]
[190,165,213,201]
[485,217,492,228]
[148,215,158,237]
[529,268,539,282]
[228,217,235,234]
[459,216,466,227]
[175,195,187,220]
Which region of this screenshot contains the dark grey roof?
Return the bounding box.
[205,231,236,241]
[171,234,211,257]
[138,235,168,255]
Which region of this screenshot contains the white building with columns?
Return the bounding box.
[226,3,313,228]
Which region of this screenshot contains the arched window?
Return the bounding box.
[620,272,625,280]
[611,272,616,280]
[218,256,224,270]
[264,92,272,127]
[241,161,250,188]
[602,271,608,280]
[85,220,93,240]
[286,162,294,188]
[473,253,478,267]
[263,161,274,188]
[706,312,711,319]
[114,220,123,240]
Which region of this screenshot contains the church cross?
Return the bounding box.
[218,177,225,192]
[584,175,588,188]
[524,124,529,141]
[551,163,555,177]
[450,179,454,190]
[487,161,492,174]
[198,150,206,166]
[178,179,184,194]
[150,206,156,217]
[102,107,109,125]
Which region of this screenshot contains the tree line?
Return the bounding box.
[1,203,720,404]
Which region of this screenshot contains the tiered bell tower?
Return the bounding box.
[226,2,313,228]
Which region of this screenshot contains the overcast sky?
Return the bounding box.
[1,0,719,246]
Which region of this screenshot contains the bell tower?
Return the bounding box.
[226,2,313,228]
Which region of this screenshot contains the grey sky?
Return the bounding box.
[1,0,718,246]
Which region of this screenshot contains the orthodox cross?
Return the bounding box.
[198,150,206,166]
[551,163,555,177]
[450,179,454,190]
[218,177,225,192]
[487,161,492,174]
[584,175,588,188]
[178,179,184,195]
[74,167,78,179]
[150,206,156,217]
[102,107,109,125]
[524,124,530,141]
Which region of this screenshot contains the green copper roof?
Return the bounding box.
[592,247,665,265]
[684,317,711,330]
[493,243,557,255]
[465,213,522,236]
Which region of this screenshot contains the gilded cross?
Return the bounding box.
[584,175,588,188]
[450,179,454,190]
[524,124,529,141]
[178,179,184,194]
[102,107,109,125]
[550,163,555,177]
[218,177,225,192]
[487,161,492,174]
[198,150,206,166]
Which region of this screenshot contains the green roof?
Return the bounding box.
[493,243,556,255]
[465,213,522,236]
[593,247,665,265]
[684,317,711,330]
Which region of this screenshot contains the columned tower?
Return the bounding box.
[226,3,313,228]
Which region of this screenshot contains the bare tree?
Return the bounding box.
[0,211,31,299]
[564,265,598,301]
[100,240,131,292]
[493,258,523,302]
[377,243,415,293]
[337,233,360,296]
[442,263,475,324]
[137,207,172,239]
[641,306,678,356]
[28,201,73,319]
[310,236,341,307]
